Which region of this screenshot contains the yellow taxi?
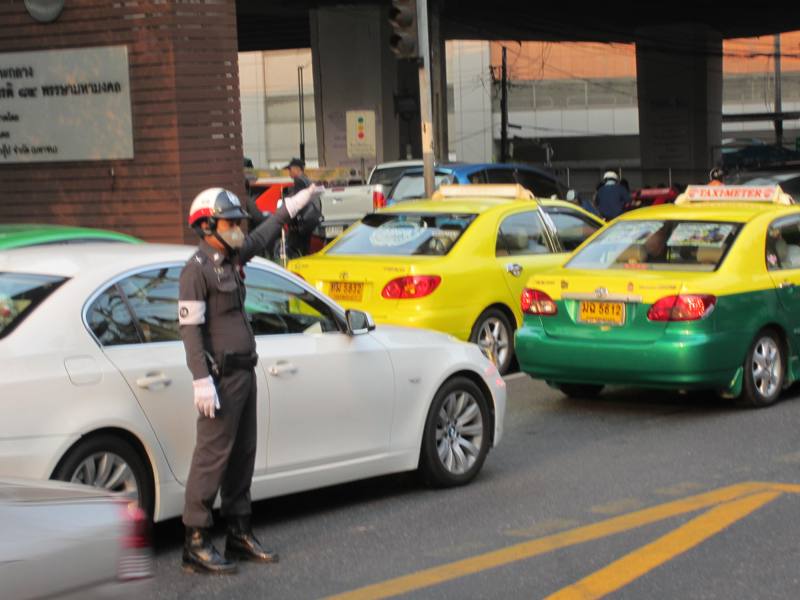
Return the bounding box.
[289,185,604,374]
[515,185,800,406]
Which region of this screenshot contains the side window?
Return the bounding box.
[244,267,340,336]
[767,216,800,271]
[515,170,559,198]
[118,267,182,343]
[496,211,552,256]
[86,285,141,346]
[484,168,517,184]
[543,208,602,252]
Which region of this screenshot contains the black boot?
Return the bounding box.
[225,516,279,563]
[182,527,237,575]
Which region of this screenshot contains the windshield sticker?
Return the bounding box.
[369,219,427,247]
[601,221,662,243]
[667,223,735,247]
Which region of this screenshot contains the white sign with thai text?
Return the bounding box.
[0,45,133,163]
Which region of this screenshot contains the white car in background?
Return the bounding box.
[0,244,505,521]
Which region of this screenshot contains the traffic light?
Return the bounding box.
[389,0,419,59]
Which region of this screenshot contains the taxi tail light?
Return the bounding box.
[117,503,153,581]
[372,189,387,210]
[382,275,441,299]
[647,294,716,321]
[521,288,558,315]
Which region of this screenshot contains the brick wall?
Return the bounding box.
[0,0,244,243]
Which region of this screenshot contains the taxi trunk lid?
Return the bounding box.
[535,270,684,343]
[289,255,444,318]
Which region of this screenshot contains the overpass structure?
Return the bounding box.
[1,1,798,240]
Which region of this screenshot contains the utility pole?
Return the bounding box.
[416,0,435,197]
[500,46,508,163]
[775,34,783,147]
[297,65,306,162]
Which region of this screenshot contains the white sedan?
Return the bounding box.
[0,243,506,521]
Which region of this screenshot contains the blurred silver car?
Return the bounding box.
[0,478,152,600]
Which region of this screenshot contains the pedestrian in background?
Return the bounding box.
[594,170,630,220]
[708,167,725,186]
[283,157,323,257]
[178,185,320,575]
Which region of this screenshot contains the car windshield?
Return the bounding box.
[389,173,454,202]
[326,213,477,256]
[0,273,67,339]
[566,220,742,272]
[369,166,418,187]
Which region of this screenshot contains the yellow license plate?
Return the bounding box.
[329,281,364,302]
[578,301,625,325]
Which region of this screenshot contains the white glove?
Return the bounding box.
[192,376,220,419]
[283,184,324,218]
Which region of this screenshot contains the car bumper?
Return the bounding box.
[515,323,745,389]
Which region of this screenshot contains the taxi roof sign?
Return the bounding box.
[432,184,535,201]
[675,185,795,205]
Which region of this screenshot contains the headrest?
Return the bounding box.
[503,227,530,251]
[696,246,724,265]
[615,245,646,263]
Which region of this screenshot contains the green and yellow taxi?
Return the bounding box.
[289,184,603,374]
[515,185,800,406]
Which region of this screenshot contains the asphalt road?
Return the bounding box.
[149,375,800,599]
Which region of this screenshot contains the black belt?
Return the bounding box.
[220,351,259,375]
[206,351,258,378]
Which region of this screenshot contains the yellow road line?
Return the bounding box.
[765,482,800,494]
[545,490,782,600]
[325,482,766,600]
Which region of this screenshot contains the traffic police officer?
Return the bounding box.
[178,185,319,574]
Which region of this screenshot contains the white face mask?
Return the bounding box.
[218,226,245,249]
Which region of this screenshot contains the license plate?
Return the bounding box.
[329,281,364,302]
[578,301,625,325]
[325,225,344,238]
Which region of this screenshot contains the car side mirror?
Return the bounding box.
[345,309,376,335]
[566,189,577,202]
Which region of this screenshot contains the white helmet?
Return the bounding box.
[603,170,619,181]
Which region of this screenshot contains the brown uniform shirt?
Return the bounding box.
[178,205,291,380]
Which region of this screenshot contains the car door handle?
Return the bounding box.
[135,372,172,389]
[268,362,298,377]
[779,281,795,289]
[506,263,523,277]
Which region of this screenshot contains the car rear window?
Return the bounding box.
[566,220,741,272]
[389,173,454,203]
[326,213,477,256]
[0,273,67,339]
[369,166,415,187]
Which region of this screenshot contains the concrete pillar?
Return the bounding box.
[310,5,400,170]
[635,26,722,185]
[446,41,493,162]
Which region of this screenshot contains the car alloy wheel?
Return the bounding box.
[53,434,154,515]
[739,329,785,408]
[435,390,484,475]
[751,336,781,398]
[419,376,491,487]
[70,451,139,501]
[471,308,513,374]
